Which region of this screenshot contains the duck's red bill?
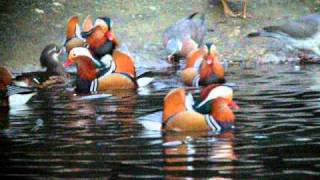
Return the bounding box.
[228,101,240,110]
[104,31,113,41]
[63,59,73,68]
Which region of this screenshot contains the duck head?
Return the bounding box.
[166,39,183,63]
[81,16,114,46]
[95,16,113,34]
[198,85,239,127]
[199,43,225,85]
[40,44,67,76]
[64,47,98,80]
[196,85,239,112]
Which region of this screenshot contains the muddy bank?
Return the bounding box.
[0,0,318,71]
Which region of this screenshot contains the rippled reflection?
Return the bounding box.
[1,64,320,178]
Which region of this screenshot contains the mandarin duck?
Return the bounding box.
[247,13,320,59]
[63,47,153,93]
[162,85,239,132]
[181,43,225,87]
[14,44,68,89]
[163,12,207,63]
[0,66,36,108]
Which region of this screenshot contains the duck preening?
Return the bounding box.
[163,12,207,63]
[181,42,225,87]
[247,13,320,59]
[0,66,36,108]
[64,47,153,93]
[162,85,239,132]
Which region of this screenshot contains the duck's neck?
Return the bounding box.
[44,54,67,77]
[210,98,235,129]
[76,56,98,80]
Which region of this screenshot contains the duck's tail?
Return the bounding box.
[136,71,154,87]
[187,12,199,19]
[247,32,261,38]
[247,26,281,38]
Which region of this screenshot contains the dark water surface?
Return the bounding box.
[1,64,320,179]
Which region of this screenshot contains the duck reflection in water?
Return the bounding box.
[163,131,237,173]
[0,108,9,130]
[62,89,138,130]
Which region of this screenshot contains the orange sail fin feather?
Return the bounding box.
[82,15,94,33]
[162,88,187,124]
[66,16,79,40]
[112,50,136,78]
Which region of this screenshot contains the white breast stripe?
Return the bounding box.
[205,115,221,132]
[192,74,200,87]
[90,79,98,93]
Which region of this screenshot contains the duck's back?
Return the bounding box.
[163,13,206,45]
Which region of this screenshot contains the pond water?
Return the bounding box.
[1,63,320,178]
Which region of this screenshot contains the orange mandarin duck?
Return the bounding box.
[163,12,207,63]
[0,66,36,108]
[64,16,87,54]
[181,42,225,87]
[81,15,120,59]
[63,47,153,93]
[162,85,239,132]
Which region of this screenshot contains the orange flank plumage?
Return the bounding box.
[112,50,136,78]
[180,68,198,86]
[97,73,135,90]
[66,16,79,40]
[185,48,205,68]
[165,111,209,132]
